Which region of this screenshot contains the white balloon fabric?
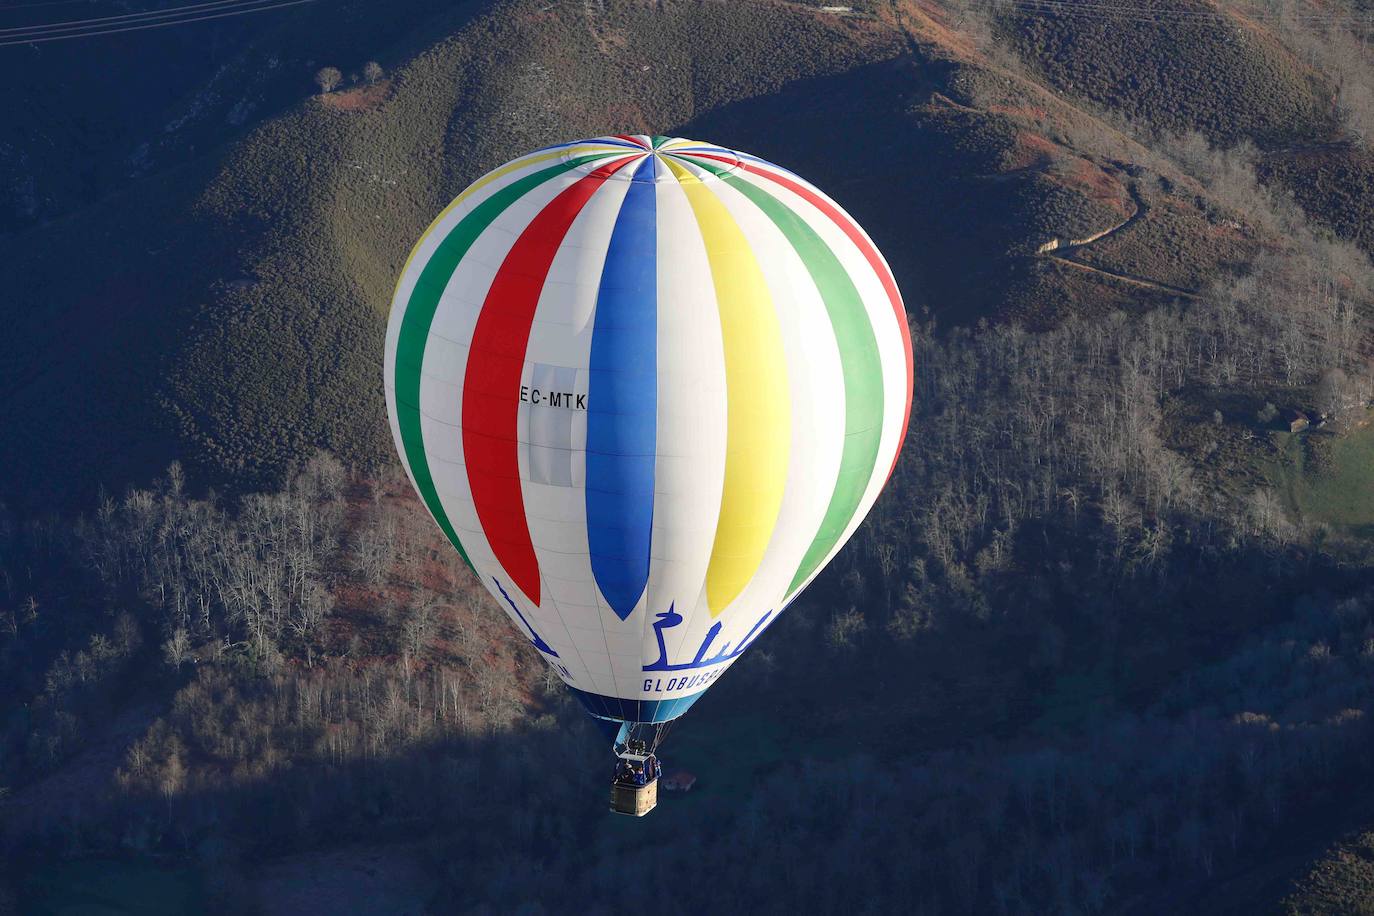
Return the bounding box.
[385,135,912,728]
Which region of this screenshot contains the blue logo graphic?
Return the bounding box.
[492,576,560,658]
[644,604,775,672]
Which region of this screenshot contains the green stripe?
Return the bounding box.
[394,154,617,569]
[686,158,884,595]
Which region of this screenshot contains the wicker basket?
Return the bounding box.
[610,778,658,817]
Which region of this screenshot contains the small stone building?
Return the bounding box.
[1283,409,1310,433]
[662,771,698,793]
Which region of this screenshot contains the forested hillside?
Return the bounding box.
[3,0,1374,912]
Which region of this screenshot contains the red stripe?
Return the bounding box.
[685,152,915,481]
[462,158,635,605]
[614,134,646,148]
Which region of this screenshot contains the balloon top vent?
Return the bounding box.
[560,135,745,183]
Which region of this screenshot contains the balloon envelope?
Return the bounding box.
[384,135,912,729]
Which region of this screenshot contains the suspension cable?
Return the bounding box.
[0,0,316,47]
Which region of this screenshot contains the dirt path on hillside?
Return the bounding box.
[1047,254,1204,299]
[1037,185,1203,300]
[1264,139,1353,157]
[1037,183,1146,254]
[855,1,1206,304]
[930,91,980,115]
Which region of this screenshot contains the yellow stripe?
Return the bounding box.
[392,144,631,295]
[664,156,791,615]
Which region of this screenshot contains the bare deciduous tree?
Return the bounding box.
[163,627,192,669]
[314,66,342,94]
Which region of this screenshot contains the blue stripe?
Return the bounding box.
[586,162,658,620]
[570,685,706,725]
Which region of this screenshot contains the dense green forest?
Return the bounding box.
[4,0,1374,912]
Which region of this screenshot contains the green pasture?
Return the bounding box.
[20,859,203,916]
[1267,418,1374,537]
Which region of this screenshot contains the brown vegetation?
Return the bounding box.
[321,81,392,112]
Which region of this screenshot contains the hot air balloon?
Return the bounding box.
[384,135,912,815]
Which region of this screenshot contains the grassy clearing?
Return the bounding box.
[1266,416,1374,536]
[20,859,204,916]
[652,713,796,808]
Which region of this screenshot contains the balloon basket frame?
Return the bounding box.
[610,777,659,817]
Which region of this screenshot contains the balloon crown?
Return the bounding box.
[557,134,745,182]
